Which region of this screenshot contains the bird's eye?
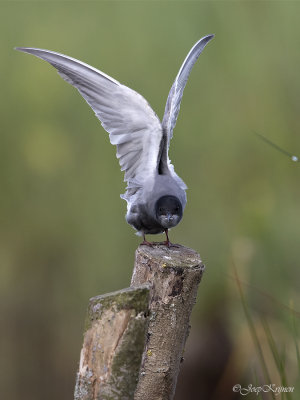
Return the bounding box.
[175,207,179,212]
[159,207,163,212]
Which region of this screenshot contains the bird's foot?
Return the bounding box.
[140,239,154,247]
[161,240,180,248]
[162,229,180,248]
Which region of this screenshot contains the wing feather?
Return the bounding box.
[162,35,214,144]
[160,35,214,189]
[16,47,163,188]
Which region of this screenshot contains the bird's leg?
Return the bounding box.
[163,229,171,247]
[140,233,153,247]
[162,229,179,248]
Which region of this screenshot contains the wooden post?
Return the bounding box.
[131,244,204,400]
[74,244,204,400]
[74,286,150,400]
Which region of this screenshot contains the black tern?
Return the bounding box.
[16,35,214,246]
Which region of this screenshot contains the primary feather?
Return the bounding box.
[159,35,214,188]
[15,47,163,191]
[162,35,214,145]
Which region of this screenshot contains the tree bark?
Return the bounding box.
[131,244,204,400]
[74,243,204,400]
[74,286,150,400]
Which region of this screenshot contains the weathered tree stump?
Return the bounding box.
[74,244,204,400]
[131,244,204,400]
[74,286,150,400]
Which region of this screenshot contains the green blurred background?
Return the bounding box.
[1,1,300,399]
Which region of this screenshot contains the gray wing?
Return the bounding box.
[15,47,163,186]
[160,35,214,189]
[162,34,214,145]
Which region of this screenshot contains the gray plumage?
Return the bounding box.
[16,35,214,244]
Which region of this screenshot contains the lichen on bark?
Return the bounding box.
[75,285,150,400]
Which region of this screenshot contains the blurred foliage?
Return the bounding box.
[1,1,300,399]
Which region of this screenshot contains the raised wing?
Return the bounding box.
[158,35,214,190]
[162,35,214,146]
[15,47,163,185]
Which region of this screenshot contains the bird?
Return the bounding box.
[16,35,214,247]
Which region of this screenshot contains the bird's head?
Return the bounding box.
[155,195,183,229]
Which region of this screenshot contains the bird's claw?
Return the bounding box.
[140,240,154,247]
[161,240,180,248]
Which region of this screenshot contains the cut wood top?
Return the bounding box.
[135,243,202,270]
